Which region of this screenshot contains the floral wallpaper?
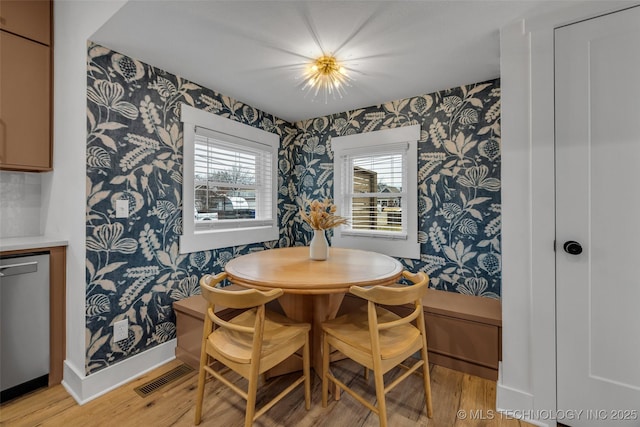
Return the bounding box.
[85,43,296,374]
[287,81,502,299]
[85,42,500,374]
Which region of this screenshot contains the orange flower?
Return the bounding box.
[299,198,348,230]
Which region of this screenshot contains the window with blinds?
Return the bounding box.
[194,129,274,231]
[331,124,420,259]
[345,151,407,237]
[180,104,279,253]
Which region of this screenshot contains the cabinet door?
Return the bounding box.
[0,31,51,171]
[0,0,51,45]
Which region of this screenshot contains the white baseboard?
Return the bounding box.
[496,383,556,427]
[61,339,177,405]
[496,364,555,427]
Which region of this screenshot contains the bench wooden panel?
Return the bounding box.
[175,287,502,380]
[338,288,502,380]
[173,295,241,369]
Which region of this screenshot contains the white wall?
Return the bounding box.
[45,0,126,394]
[498,3,638,426]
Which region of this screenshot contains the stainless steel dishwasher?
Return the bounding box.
[0,253,50,402]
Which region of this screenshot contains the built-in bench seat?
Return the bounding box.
[174,287,501,380]
[338,289,501,380]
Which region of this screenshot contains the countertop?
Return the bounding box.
[0,235,69,253]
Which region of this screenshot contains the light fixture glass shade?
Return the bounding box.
[301,55,351,103]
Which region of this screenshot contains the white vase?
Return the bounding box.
[309,229,329,261]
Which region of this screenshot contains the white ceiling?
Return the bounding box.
[92,0,574,123]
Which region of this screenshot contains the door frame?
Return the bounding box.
[499,2,640,426]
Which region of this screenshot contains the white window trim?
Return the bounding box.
[331,124,420,259]
[180,104,279,254]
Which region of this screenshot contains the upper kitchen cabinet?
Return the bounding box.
[0,0,52,172]
[0,0,51,45]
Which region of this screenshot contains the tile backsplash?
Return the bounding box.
[0,171,42,238]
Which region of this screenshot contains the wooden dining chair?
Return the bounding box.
[321,271,432,427]
[194,272,311,427]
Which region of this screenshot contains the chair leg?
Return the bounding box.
[364,366,369,381]
[303,334,311,410]
[373,368,388,427]
[194,354,209,425]
[245,367,259,427]
[322,332,330,408]
[421,346,433,418]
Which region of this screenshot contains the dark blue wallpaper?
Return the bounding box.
[86,44,296,373]
[288,84,502,298]
[86,43,500,373]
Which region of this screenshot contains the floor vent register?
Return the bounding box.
[134,364,194,398]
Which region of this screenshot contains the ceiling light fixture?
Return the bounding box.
[301,54,351,103]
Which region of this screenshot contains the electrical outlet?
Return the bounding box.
[115,199,129,218]
[113,319,128,342]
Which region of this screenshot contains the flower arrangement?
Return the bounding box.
[299,198,348,230]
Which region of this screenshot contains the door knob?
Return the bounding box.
[563,241,583,255]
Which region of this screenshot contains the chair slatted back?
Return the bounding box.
[199,272,283,354]
[349,271,428,337]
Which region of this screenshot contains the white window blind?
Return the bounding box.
[342,149,408,239]
[331,125,420,259]
[194,127,274,231]
[180,104,279,253]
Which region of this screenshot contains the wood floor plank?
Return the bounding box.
[0,385,76,426]
[0,359,534,427]
[430,364,464,427]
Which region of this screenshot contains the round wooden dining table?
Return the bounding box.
[225,246,403,375]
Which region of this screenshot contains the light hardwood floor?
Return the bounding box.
[1,359,532,427]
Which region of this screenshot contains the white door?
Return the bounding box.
[556,6,640,426]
